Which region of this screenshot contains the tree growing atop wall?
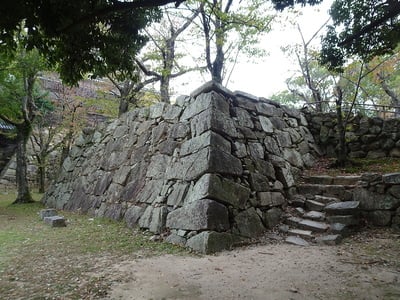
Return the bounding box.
[198,0,274,84]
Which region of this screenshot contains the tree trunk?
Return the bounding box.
[335,86,347,167]
[37,154,46,193]
[13,123,34,204]
[160,76,170,103]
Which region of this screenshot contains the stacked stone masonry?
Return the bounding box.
[305,111,400,158]
[43,82,319,253]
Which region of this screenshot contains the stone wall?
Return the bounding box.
[43,82,318,253]
[305,112,400,158]
[353,173,400,229]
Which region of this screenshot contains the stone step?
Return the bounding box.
[288,228,314,239]
[286,217,329,233]
[305,199,325,212]
[295,207,305,215]
[289,195,306,207]
[314,195,339,205]
[315,234,342,245]
[303,210,326,221]
[303,175,361,186]
[324,201,360,215]
[285,236,310,246]
[326,215,359,226]
[297,184,354,201]
[329,223,350,235]
[285,216,303,227]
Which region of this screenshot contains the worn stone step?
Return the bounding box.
[324,201,360,215]
[303,210,326,221]
[326,215,359,226]
[305,199,325,212]
[287,216,330,232]
[297,219,330,233]
[314,195,339,205]
[303,175,333,185]
[329,223,351,236]
[295,207,305,215]
[315,234,342,245]
[297,184,355,201]
[288,228,314,239]
[289,195,306,207]
[285,216,303,227]
[285,236,310,246]
[303,175,361,186]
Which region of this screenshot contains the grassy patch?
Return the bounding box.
[305,157,400,176]
[0,193,188,299]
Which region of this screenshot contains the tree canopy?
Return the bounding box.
[0,0,183,85]
[321,0,400,70]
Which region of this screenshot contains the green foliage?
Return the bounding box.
[0,1,164,85]
[320,0,400,70]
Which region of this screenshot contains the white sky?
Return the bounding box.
[172,0,333,99]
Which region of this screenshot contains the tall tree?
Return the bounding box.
[199,0,274,84]
[135,5,204,103]
[0,47,47,203]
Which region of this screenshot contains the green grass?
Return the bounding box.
[0,191,189,299]
[306,157,400,176]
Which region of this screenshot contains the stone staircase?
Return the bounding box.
[281,175,362,246]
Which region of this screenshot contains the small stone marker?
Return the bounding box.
[39,209,57,220]
[43,216,67,227]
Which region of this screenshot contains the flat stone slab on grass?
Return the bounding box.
[39,209,57,220]
[43,216,67,227]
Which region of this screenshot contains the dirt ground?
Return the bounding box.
[101,229,400,300]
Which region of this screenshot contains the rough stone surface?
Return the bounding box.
[39,209,57,220]
[41,81,320,252]
[324,201,360,215]
[186,231,234,254]
[166,199,229,232]
[285,236,310,246]
[234,207,265,238]
[43,216,67,227]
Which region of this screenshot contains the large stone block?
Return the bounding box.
[167,147,242,181]
[234,107,254,128]
[257,191,285,207]
[354,188,400,210]
[124,205,146,228]
[166,199,229,231]
[185,173,250,208]
[138,205,168,233]
[180,131,231,156]
[190,108,238,138]
[234,207,265,238]
[186,231,234,254]
[181,90,230,120]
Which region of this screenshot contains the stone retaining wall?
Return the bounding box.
[354,173,400,229]
[305,111,400,158]
[43,82,318,253]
